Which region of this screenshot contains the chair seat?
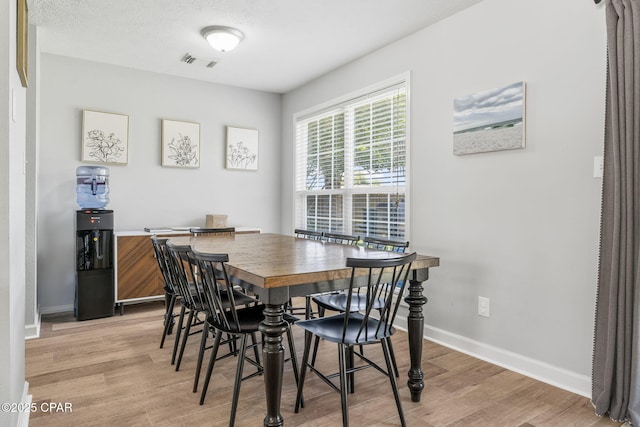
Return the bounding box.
[226,289,258,307]
[312,293,385,313]
[210,304,298,334]
[283,313,301,324]
[211,304,265,334]
[296,313,395,345]
[187,283,256,310]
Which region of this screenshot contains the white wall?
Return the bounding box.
[38,54,282,311]
[282,0,606,395]
[1,0,28,425]
[25,25,40,339]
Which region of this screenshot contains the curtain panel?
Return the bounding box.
[592,0,640,423]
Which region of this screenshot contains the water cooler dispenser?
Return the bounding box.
[75,166,114,320]
[75,210,115,320]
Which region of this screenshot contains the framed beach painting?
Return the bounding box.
[162,119,200,168]
[226,126,258,171]
[81,110,129,164]
[453,81,525,155]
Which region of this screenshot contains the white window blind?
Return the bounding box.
[294,79,408,240]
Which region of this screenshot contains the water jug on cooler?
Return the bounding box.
[76,166,110,209]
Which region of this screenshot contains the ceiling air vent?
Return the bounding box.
[181,53,196,64]
[180,53,217,69]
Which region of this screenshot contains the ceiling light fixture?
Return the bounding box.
[201,26,244,52]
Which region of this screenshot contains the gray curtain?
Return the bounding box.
[592,0,640,424]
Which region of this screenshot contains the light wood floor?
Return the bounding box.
[26,300,622,427]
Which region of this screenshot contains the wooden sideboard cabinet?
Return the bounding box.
[114,227,260,312]
[115,233,175,303]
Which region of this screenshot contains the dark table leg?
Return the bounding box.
[405,269,429,402]
[259,303,288,427]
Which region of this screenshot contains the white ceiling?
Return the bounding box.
[29,0,484,94]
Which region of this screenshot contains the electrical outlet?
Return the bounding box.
[478,296,490,317]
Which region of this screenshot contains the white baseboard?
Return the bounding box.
[394,315,591,398]
[24,311,41,340]
[17,381,31,427]
[39,304,74,315]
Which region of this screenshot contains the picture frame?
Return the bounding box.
[17,0,28,88]
[453,81,526,155]
[226,126,258,171]
[161,119,200,168]
[81,110,129,164]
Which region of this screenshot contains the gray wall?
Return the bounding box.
[1,1,27,426]
[281,0,606,395]
[37,54,282,311]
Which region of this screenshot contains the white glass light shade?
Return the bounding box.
[201,26,244,52]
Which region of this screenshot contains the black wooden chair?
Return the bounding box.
[294,252,417,427]
[294,228,323,240]
[308,232,360,319]
[191,249,302,425]
[189,227,236,236]
[311,236,409,376]
[164,241,208,371]
[165,241,255,373]
[322,232,360,245]
[150,236,179,349]
[288,229,325,318]
[316,238,409,317]
[363,236,409,253]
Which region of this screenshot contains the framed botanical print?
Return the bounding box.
[226,126,258,171]
[162,119,200,168]
[81,110,129,164]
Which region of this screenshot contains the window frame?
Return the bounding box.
[292,73,411,240]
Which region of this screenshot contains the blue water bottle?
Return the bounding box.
[76,166,110,209]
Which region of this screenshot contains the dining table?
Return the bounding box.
[168,232,440,427]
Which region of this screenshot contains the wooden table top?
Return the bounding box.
[167,233,439,289]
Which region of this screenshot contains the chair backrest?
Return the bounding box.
[190,227,236,236]
[342,252,416,344]
[294,228,323,240]
[363,236,409,253]
[151,236,174,293]
[323,232,359,246]
[165,241,205,310]
[191,249,244,333]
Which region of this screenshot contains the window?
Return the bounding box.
[295,77,408,240]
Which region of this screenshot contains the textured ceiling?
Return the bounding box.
[29,0,484,93]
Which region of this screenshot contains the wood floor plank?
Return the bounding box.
[446,381,552,427]
[25,300,624,427]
